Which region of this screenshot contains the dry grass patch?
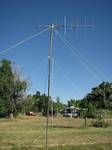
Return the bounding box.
[0,116,112,149]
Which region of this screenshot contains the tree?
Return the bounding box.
[80,82,112,109]
[32,91,41,112]
[86,103,96,118]
[11,74,27,116]
[33,92,49,115]
[68,99,76,107]
[0,59,14,113]
[54,97,64,115]
[67,99,81,108]
[0,59,27,117]
[8,63,28,117]
[22,95,34,112]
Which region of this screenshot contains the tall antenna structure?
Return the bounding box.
[36,17,94,150]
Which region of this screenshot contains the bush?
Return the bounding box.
[92,119,109,128]
[80,104,96,118]
[86,104,96,118]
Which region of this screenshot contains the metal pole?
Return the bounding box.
[45,25,53,150]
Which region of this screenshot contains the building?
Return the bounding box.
[63,106,80,118]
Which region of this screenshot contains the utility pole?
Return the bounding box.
[45,25,53,150]
[36,17,94,150]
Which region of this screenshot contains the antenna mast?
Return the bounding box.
[45,25,53,150]
[36,17,94,150]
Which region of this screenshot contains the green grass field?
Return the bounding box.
[0,116,112,150]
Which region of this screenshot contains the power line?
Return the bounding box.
[36,57,48,73]
[64,36,109,81]
[54,61,78,92]
[54,29,106,82]
[56,28,109,81]
[0,27,50,55]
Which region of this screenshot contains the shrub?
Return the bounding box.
[80,104,97,118]
[86,104,96,118]
[92,118,109,128]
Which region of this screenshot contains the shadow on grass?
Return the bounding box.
[48,125,88,129]
[48,125,77,129]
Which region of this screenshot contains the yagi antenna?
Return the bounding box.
[92,16,95,32]
[36,17,94,32]
[75,16,78,34]
[84,16,87,35]
[64,16,67,35]
[54,16,58,39]
[36,17,95,150]
[70,17,73,30]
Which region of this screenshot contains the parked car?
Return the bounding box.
[26,112,36,116]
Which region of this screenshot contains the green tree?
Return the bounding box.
[0,59,14,113]
[68,99,76,107]
[86,103,96,118]
[12,76,27,116]
[22,95,34,112]
[80,82,112,109]
[54,97,64,115]
[67,99,81,108]
[0,59,27,117]
[33,92,49,115]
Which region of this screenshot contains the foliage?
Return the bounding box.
[92,110,110,128]
[67,99,81,107]
[0,59,27,117]
[80,82,112,110]
[0,59,14,113]
[22,91,49,115]
[54,97,64,115]
[21,92,65,116]
[33,92,49,115]
[21,95,34,112]
[92,118,110,128]
[12,78,27,116]
[0,59,112,117]
[79,109,87,118]
[104,110,112,118]
[79,103,96,118]
[86,103,97,118]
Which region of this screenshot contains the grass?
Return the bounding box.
[47,143,112,150]
[0,116,112,149]
[9,143,112,150]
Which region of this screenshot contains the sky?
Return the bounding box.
[0,0,112,103]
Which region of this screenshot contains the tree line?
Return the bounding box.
[0,59,64,117]
[0,59,112,118]
[67,82,112,110]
